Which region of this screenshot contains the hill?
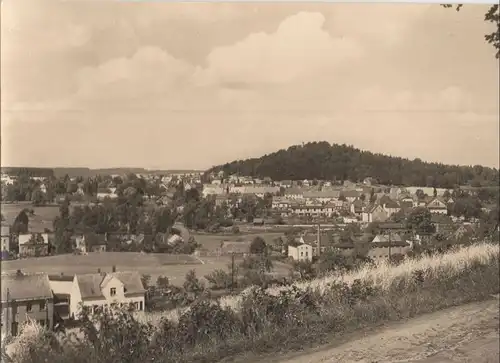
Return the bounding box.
[208,141,499,188]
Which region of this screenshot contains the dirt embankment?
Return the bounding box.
[251,296,500,363]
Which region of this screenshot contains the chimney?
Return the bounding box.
[60,272,64,276]
[97,268,101,274]
[112,265,116,273]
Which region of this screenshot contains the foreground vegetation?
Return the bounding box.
[3,242,499,363]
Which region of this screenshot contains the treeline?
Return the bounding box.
[208,142,499,188]
[1,167,54,178]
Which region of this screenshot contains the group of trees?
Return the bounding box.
[208,142,499,188]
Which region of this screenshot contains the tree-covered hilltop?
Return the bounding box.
[208,142,499,188]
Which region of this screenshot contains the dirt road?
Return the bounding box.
[262,297,500,363]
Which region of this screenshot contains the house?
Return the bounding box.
[48,274,74,321]
[167,233,184,245]
[96,188,118,201]
[74,235,87,254]
[303,190,341,203]
[70,271,146,320]
[362,204,389,223]
[288,243,313,262]
[350,199,364,216]
[1,224,10,253]
[341,190,361,203]
[284,188,305,200]
[18,233,49,258]
[299,233,330,256]
[379,197,401,216]
[1,272,54,337]
[369,234,411,261]
[426,197,448,215]
[431,214,455,235]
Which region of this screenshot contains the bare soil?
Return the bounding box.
[249,296,500,363]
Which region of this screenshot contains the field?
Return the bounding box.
[1,252,292,285]
[193,231,284,251]
[1,203,59,232]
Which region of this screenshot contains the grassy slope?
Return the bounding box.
[4,243,499,363]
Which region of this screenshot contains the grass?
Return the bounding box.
[2,252,202,284]
[4,242,499,363]
[193,232,284,252]
[1,252,292,286]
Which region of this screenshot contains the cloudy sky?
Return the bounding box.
[1,1,499,170]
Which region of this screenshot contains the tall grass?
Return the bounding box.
[4,242,499,363]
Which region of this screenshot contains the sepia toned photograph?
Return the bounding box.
[1,1,499,362]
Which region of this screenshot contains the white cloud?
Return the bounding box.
[195,12,363,87]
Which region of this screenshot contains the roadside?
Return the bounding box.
[234,295,499,363]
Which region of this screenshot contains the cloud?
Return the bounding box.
[194,12,363,87]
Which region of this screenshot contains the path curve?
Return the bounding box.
[252,296,500,363]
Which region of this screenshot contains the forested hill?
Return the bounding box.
[208,142,499,188]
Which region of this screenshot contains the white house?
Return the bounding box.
[70,271,146,320]
[426,197,448,215]
[288,243,313,262]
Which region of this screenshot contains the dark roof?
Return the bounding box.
[379,223,406,230]
[1,273,53,302]
[48,274,75,282]
[371,241,409,248]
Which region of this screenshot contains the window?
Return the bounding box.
[38,320,45,327]
[139,301,143,311]
[26,302,32,312]
[300,252,303,257]
[39,301,46,311]
[110,288,116,296]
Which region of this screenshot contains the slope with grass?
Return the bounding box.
[4,243,499,363]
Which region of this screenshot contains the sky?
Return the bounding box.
[1,1,499,170]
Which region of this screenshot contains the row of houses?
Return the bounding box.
[1,269,145,338]
[287,232,412,263]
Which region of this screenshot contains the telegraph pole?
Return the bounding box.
[230,253,235,292]
[388,231,392,262]
[5,288,9,337]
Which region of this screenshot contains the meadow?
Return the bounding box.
[4,242,499,363]
[192,231,284,251]
[2,252,291,285]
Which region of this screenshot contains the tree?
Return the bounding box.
[443,4,499,58]
[291,260,316,280]
[12,210,29,234]
[407,207,436,235]
[156,275,170,290]
[183,270,205,299]
[250,236,267,254]
[317,249,350,273]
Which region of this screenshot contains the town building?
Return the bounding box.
[1,272,54,337]
[70,271,146,320]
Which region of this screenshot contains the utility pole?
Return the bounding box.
[388,231,392,262]
[230,252,235,293]
[5,288,9,337]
